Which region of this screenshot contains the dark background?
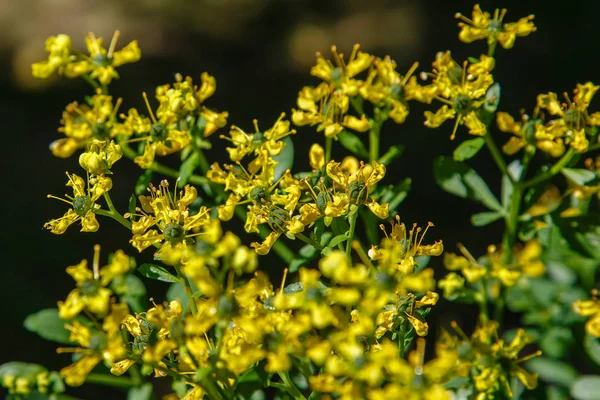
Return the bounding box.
[1,0,599,398]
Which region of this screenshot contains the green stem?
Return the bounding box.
[96,195,132,230]
[485,131,511,180]
[588,142,600,152]
[369,119,382,163]
[502,184,523,265]
[479,278,489,323]
[85,373,137,389]
[295,232,323,251]
[278,371,307,400]
[82,74,100,91]
[120,142,209,185]
[174,264,198,315]
[325,137,332,163]
[346,211,358,257]
[487,40,497,57]
[521,147,576,189]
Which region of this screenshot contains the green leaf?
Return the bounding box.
[434,156,502,211]
[289,244,319,273]
[328,234,349,249]
[571,376,600,400]
[540,326,573,359]
[338,130,368,158]
[178,152,199,186]
[134,170,153,196]
[24,309,73,345]
[138,263,179,283]
[379,178,412,212]
[128,195,137,220]
[127,383,153,400]
[111,274,148,313]
[477,83,501,125]
[167,283,189,313]
[584,335,600,366]
[273,136,294,181]
[283,282,304,294]
[471,211,504,226]
[0,362,46,380]
[378,145,404,165]
[453,137,485,161]
[526,357,578,388]
[562,168,596,185]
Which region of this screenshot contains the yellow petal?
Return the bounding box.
[342,114,370,132]
[537,92,563,116]
[424,105,456,128]
[309,143,325,170]
[60,355,101,387]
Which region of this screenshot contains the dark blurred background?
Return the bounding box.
[2,0,599,398]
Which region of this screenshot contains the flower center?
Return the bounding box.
[73,196,93,217]
[150,123,168,142]
[92,122,110,139]
[250,186,270,203]
[348,180,368,204]
[163,223,185,244]
[453,94,472,114]
[92,54,111,67]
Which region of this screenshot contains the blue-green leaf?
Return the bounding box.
[138,263,179,283]
[453,137,485,162]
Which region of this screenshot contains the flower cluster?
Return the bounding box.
[22,3,600,399]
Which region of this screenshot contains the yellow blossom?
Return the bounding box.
[45,172,112,234]
[455,5,536,49]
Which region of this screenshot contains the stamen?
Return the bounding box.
[93,244,101,280]
[107,31,120,59]
[111,97,123,119]
[457,242,479,265]
[450,320,470,340]
[450,115,462,140]
[499,9,507,23]
[280,268,288,294]
[402,62,420,85]
[47,194,73,205]
[252,119,260,133]
[517,350,542,363]
[142,92,158,124]
[454,13,474,24]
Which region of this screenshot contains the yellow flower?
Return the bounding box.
[325,159,388,218]
[51,92,122,158]
[31,34,73,79]
[292,44,372,138]
[456,5,536,49]
[574,294,600,337]
[496,111,565,157]
[58,304,130,386]
[130,181,211,252]
[221,113,296,162]
[369,217,443,274]
[292,83,368,138]
[153,73,228,137]
[57,245,131,319]
[422,52,494,139]
[62,31,141,85]
[79,139,123,175]
[535,82,600,153]
[360,58,421,123]
[45,172,112,234]
[122,92,192,168]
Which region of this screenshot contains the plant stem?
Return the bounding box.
[369,119,382,162]
[119,141,209,185]
[295,232,323,251]
[479,278,489,323]
[278,371,307,400]
[325,137,332,163]
[82,74,100,91]
[174,264,198,316]
[95,194,132,230]
[85,373,137,389]
[521,148,576,189]
[346,211,358,257]
[487,40,497,57]
[485,131,511,180]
